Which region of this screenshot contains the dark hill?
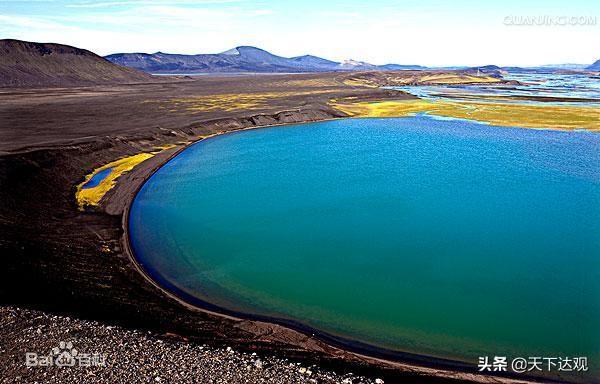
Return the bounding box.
[0,39,153,87]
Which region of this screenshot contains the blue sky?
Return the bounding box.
[1,0,598,66]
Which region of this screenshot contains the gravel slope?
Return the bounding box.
[0,306,383,384]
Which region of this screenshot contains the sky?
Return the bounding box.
[1,0,599,66]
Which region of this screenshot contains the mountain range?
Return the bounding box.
[1,39,598,88]
[105,46,426,74]
[106,46,600,74]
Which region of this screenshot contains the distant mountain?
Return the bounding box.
[105,46,426,73]
[290,55,340,71]
[435,63,596,74]
[587,60,600,71]
[472,65,502,71]
[0,39,152,87]
[500,62,600,73]
[501,66,566,74]
[465,65,504,78]
[379,63,427,70]
[538,63,588,70]
[500,66,533,72]
[106,46,322,73]
[431,66,470,70]
[337,59,378,71]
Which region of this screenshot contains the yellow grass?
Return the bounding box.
[343,79,379,88]
[168,90,338,113]
[331,99,600,131]
[342,73,502,87]
[276,78,341,88]
[153,143,177,151]
[333,99,433,117]
[418,74,502,84]
[76,153,155,209]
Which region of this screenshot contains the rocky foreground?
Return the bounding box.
[0,306,383,384]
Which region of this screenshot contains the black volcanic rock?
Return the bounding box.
[0,39,153,87]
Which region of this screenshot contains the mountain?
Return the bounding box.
[106,46,427,73]
[0,39,153,87]
[289,55,340,71]
[379,63,427,70]
[587,60,600,71]
[337,59,378,71]
[464,65,504,78]
[106,46,326,73]
[539,63,588,70]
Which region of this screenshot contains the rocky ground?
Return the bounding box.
[0,306,384,384]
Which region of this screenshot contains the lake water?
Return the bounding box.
[129,116,599,377]
[82,167,112,189]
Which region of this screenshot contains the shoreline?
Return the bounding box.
[120,118,551,384]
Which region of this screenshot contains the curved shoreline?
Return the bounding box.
[120,119,554,384]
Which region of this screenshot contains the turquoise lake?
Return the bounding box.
[129,116,600,375]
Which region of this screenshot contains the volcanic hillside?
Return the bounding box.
[0,39,153,87]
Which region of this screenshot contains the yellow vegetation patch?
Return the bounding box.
[168,90,338,113]
[276,78,341,88]
[342,73,503,88]
[76,153,155,210]
[331,99,600,131]
[418,74,502,84]
[333,99,434,117]
[153,143,177,151]
[343,78,379,88]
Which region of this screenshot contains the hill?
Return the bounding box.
[0,39,153,87]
